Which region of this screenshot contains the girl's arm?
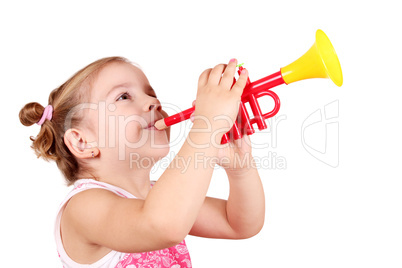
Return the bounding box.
[225,163,265,237]
[65,119,221,254]
[189,158,265,239]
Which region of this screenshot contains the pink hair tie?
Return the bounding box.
[37,105,54,126]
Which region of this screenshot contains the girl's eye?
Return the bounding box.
[117,92,131,101]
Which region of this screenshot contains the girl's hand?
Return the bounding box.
[190,100,253,175]
[216,134,253,175]
[192,59,248,143]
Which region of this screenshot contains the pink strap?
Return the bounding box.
[37,105,53,125]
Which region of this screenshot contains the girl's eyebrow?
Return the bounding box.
[106,83,157,98]
[106,83,131,98]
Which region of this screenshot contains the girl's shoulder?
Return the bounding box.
[72,179,135,198]
[59,182,146,263]
[62,179,142,229]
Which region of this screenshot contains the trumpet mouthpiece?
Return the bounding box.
[154,119,167,130]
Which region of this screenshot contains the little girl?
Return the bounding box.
[19,56,265,267]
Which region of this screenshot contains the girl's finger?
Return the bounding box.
[198,68,212,88]
[208,64,226,85]
[220,58,238,89]
[231,68,248,96]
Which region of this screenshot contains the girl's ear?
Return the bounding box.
[64,128,99,159]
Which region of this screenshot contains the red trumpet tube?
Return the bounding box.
[159,66,284,144]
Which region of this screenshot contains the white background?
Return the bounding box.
[1,0,401,267]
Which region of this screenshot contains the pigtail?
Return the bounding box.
[19,102,57,161]
[19,56,130,185]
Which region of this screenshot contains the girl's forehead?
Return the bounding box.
[97,62,147,85]
[91,62,149,97]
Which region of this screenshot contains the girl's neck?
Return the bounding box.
[84,167,153,199]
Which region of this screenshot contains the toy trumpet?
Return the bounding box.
[154,29,343,144]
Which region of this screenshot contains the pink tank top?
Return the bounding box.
[54,179,192,268]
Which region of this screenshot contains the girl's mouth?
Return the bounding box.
[144,117,164,130]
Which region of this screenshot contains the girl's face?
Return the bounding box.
[85,62,170,166]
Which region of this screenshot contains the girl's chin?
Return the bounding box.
[143,127,169,141]
[141,146,170,160]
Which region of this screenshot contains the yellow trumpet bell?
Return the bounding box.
[281,29,343,87]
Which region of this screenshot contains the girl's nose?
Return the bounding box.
[149,104,160,110]
[146,98,162,112]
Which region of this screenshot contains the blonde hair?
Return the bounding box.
[19,56,130,185]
